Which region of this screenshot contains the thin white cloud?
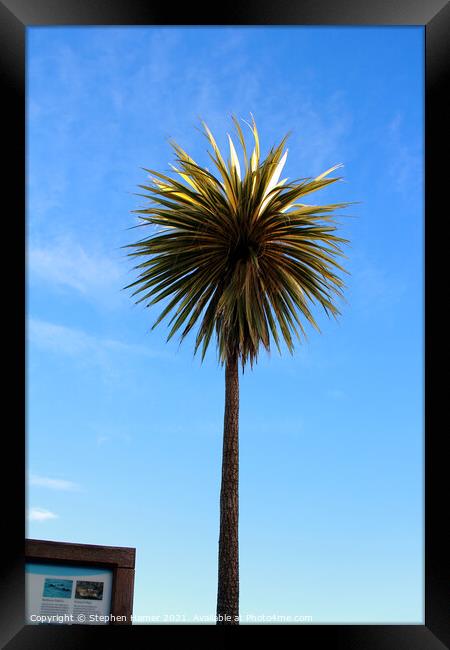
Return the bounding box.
[95,431,132,446]
[386,112,422,196]
[27,236,124,305]
[327,389,346,400]
[349,252,407,317]
[28,318,99,358]
[28,507,58,522]
[29,474,80,491]
[27,317,171,364]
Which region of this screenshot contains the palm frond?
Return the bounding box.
[125,116,351,368]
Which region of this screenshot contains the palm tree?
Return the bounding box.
[125,115,349,625]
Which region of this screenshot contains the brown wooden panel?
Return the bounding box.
[110,568,135,625]
[25,539,135,569]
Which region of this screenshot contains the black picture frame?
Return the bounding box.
[2,0,448,646]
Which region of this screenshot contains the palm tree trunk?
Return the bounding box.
[216,352,239,625]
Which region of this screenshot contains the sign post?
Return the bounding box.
[25,539,135,625]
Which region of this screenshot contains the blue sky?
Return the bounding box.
[26,26,424,623]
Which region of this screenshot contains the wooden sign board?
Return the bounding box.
[25,539,135,625]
